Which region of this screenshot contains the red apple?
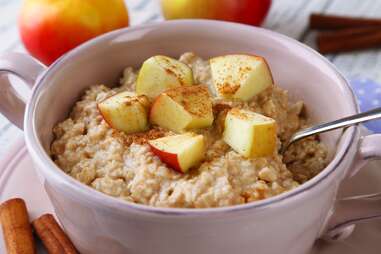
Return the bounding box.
[148,133,205,173]
[161,0,271,26]
[19,0,129,65]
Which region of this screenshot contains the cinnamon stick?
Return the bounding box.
[317,27,381,54]
[318,27,381,41]
[0,198,36,254]
[310,13,381,30]
[32,214,78,254]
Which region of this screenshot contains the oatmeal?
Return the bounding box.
[51,52,328,208]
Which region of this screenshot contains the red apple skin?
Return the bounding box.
[148,143,183,173]
[19,0,129,65]
[161,0,271,26]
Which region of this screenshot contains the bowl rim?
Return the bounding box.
[24,19,359,216]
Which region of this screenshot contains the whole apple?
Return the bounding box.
[19,0,129,65]
[161,0,271,26]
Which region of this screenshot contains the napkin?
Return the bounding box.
[350,78,381,133]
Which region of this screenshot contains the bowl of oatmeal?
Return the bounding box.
[50,52,327,208]
[1,20,378,254]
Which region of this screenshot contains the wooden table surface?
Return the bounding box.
[0,0,381,159]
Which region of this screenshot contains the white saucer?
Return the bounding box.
[0,139,381,253]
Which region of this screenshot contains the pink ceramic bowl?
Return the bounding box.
[1,20,381,254]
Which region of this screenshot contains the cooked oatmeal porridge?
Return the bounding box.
[50,52,328,208]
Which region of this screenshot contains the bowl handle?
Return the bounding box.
[0,52,46,129]
[322,134,381,241]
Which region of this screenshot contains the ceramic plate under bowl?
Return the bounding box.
[0,139,381,253]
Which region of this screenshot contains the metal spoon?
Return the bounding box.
[282,107,381,153]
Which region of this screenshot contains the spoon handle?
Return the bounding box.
[288,107,381,148]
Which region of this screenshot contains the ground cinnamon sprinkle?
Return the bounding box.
[166,85,212,117]
[122,127,167,146]
[218,82,240,95]
[162,58,187,86]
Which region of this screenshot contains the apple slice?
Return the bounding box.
[98,91,149,134]
[136,55,194,99]
[210,54,273,101]
[148,133,205,173]
[223,108,276,158]
[150,85,214,132]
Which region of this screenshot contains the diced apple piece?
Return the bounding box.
[223,108,276,158]
[136,55,194,99]
[98,91,149,134]
[210,54,273,101]
[150,85,214,132]
[148,133,205,173]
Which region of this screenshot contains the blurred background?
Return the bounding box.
[1,0,381,158]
